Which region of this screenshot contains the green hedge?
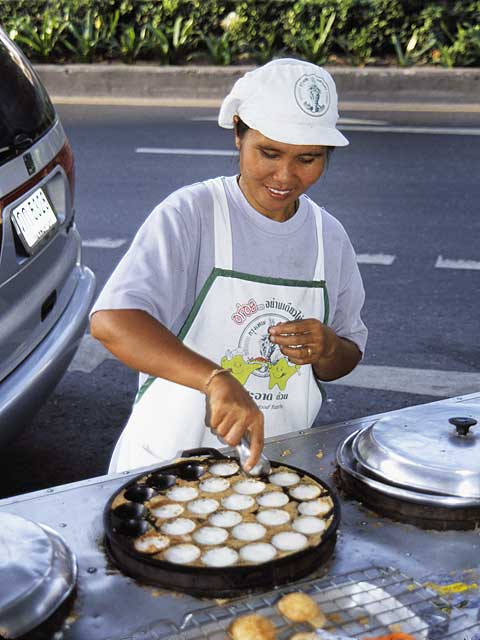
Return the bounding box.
[1,0,479,66]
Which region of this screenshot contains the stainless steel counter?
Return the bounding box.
[1,393,479,639]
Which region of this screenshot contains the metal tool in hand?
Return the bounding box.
[236,436,271,476]
[205,398,271,476]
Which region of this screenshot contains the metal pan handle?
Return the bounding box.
[180,447,227,459]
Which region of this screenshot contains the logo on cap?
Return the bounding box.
[294,74,330,117]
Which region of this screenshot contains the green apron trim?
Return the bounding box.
[323,283,330,327]
[135,267,329,405]
[311,286,330,404]
[179,267,327,341]
[136,375,156,404]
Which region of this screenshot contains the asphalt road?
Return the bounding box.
[1,104,479,499]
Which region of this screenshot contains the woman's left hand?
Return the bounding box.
[268,318,337,366]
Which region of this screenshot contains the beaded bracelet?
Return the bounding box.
[204,368,231,392]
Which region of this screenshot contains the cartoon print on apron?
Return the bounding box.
[109,177,328,473]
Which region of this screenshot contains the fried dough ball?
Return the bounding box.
[228,613,277,640]
[277,592,326,628]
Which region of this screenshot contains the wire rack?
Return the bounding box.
[118,567,480,640]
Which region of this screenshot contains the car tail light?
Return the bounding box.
[56,139,75,206]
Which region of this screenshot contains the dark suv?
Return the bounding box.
[0,28,96,444]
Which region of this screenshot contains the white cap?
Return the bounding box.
[218,58,348,147]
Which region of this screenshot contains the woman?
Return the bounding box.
[90,58,367,473]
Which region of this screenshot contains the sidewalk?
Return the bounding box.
[35,64,480,108]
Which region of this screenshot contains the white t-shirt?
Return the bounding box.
[92,175,367,359]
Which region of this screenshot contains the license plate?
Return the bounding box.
[11,187,58,254]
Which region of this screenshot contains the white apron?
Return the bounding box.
[109,178,328,473]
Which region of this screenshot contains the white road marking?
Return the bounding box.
[341,124,480,136]
[68,335,117,373]
[329,364,480,398]
[70,337,480,400]
[435,256,480,271]
[136,147,238,156]
[83,238,127,249]
[340,117,388,125]
[190,116,221,122]
[356,254,396,265]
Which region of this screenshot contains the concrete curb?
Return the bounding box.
[35,64,480,105]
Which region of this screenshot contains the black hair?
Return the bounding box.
[234,116,250,140]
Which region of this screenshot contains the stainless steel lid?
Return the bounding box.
[351,402,479,499]
[0,513,77,638]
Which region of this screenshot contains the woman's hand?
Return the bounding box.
[205,372,264,472]
[268,318,361,381]
[91,309,265,469]
[268,318,337,365]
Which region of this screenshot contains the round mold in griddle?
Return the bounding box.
[115,518,150,537]
[112,503,149,537]
[145,472,177,491]
[175,461,207,481]
[104,452,340,598]
[112,501,146,521]
[124,484,156,503]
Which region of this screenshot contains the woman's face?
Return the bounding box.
[235,125,328,222]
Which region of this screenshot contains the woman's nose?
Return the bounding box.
[272,161,293,183]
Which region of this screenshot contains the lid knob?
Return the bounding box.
[449,417,477,437]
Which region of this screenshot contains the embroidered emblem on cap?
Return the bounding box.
[294,74,330,117]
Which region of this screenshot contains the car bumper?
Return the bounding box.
[0,265,96,444]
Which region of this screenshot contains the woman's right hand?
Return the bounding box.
[205,372,264,471]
